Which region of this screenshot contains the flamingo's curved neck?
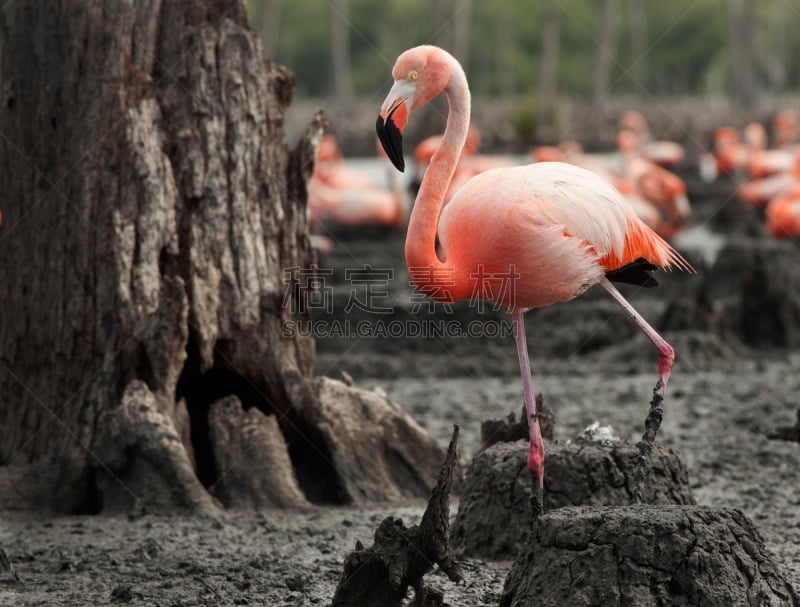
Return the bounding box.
[405,59,470,299]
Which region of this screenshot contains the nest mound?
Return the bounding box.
[501,505,798,607]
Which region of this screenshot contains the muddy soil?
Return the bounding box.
[3,174,800,606]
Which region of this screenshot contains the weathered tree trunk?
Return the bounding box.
[0,0,444,514]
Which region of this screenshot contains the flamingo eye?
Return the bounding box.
[408,70,419,81]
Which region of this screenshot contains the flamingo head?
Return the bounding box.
[616,129,640,152]
[377,46,454,172]
[619,110,647,136]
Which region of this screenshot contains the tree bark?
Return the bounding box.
[0,0,444,514]
[0,0,311,513]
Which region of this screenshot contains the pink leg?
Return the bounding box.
[511,310,544,518]
[599,277,674,504]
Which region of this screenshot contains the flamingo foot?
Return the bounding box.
[631,379,665,505]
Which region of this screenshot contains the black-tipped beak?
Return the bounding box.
[376,111,405,172]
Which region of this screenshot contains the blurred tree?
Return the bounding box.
[593,0,619,102]
[430,0,451,49]
[452,0,472,67]
[537,0,560,138]
[254,0,279,57]
[627,0,647,86]
[250,0,798,102]
[725,0,757,107]
[758,0,787,92]
[330,0,354,113]
[494,3,517,96]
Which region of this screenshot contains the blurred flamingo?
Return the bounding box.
[738,150,800,207]
[618,110,684,168]
[747,112,800,178]
[700,123,766,182]
[531,140,583,163]
[309,134,409,231]
[413,125,517,203]
[413,125,481,182]
[772,109,800,148]
[532,139,621,184]
[376,45,694,514]
[765,184,800,239]
[533,133,687,239]
[616,129,690,240]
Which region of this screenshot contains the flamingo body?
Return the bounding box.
[766,186,800,238]
[433,162,685,309]
[641,140,684,168]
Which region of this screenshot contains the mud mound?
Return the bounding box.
[703,238,800,347]
[500,506,798,607]
[452,439,694,559]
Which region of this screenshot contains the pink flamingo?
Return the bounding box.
[738,150,800,207]
[413,126,515,203]
[618,110,684,168]
[748,148,796,179]
[376,46,694,515]
[616,130,690,240]
[700,123,766,182]
[746,112,800,179]
[308,134,408,230]
[766,184,800,238]
[532,140,619,177]
[532,139,668,236]
[773,109,800,148]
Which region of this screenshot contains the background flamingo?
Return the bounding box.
[376,45,694,517]
[618,110,685,168]
[616,129,691,240]
[738,150,800,207]
[772,109,800,148]
[747,114,799,178]
[700,123,766,182]
[412,125,482,186]
[413,125,517,203]
[309,134,409,232]
[766,184,800,238]
[539,131,690,240]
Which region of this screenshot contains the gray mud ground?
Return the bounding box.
[3,174,800,606]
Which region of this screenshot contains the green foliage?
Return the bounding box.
[247,0,800,99]
[508,94,539,141]
[635,1,726,95]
